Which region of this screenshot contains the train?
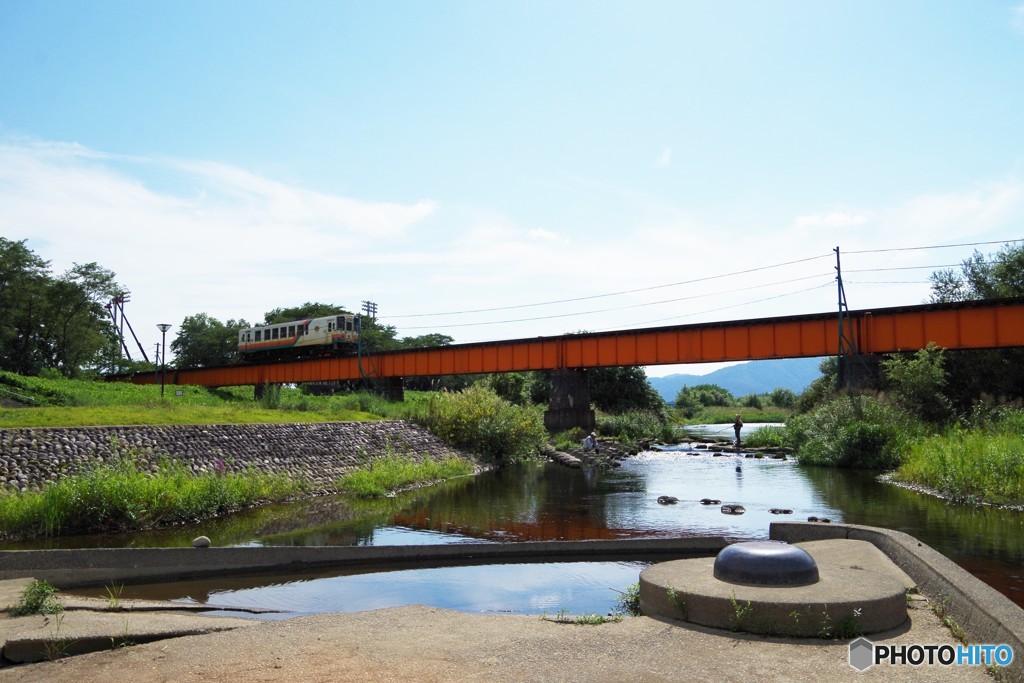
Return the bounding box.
[237,314,360,360]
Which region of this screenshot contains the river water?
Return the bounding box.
[54,434,1024,619]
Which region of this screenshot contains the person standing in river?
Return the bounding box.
[733,414,743,446]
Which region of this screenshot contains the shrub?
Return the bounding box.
[484,373,530,406]
[738,393,764,410]
[9,580,63,616]
[425,385,547,460]
[552,427,587,452]
[597,411,672,445]
[882,343,953,423]
[767,388,797,409]
[787,394,919,469]
[674,384,735,418]
[743,425,788,449]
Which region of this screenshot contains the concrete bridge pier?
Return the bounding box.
[544,369,595,433]
[379,376,405,402]
[838,354,882,391]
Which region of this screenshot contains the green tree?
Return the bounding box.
[263,302,350,324]
[927,242,1024,412]
[674,383,734,417]
[0,242,126,377]
[588,366,664,414]
[930,244,1024,302]
[738,393,764,409]
[767,387,798,408]
[171,314,249,367]
[0,238,51,375]
[44,263,122,376]
[486,372,530,405]
[797,357,839,413]
[881,343,952,423]
[358,318,402,352]
[400,333,454,349]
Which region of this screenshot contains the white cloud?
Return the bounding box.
[5,136,1024,362]
[527,227,564,242]
[793,211,869,229]
[891,181,1024,237]
[1012,5,1024,35]
[656,147,672,168]
[0,139,442,351]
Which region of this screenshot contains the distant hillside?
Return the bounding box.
[648,357,824,404]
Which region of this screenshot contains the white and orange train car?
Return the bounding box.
[238,314,360,360]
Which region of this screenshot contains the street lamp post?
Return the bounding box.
[156,324,171,397]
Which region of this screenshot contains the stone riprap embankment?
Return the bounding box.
[0,421,478,492]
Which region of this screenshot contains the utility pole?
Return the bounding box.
[157,324,171,397]
[835,246,858,390]
[361,300,378,321]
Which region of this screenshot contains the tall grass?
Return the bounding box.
[425,385,547,460]
[596,411,673,446]
[676,405,792,425]
[336,454,476,497]
[0,452,307,539]
[894,420,1024,505]
[742,425,788,448]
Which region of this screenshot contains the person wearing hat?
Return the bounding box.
[583,431,599,454]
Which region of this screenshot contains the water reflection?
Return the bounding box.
[30,447,1024,611]
[167,561,647,619]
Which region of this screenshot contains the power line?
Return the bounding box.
[401,277,836,331]
[846,238,1024,255]
[845,263,959,273]
[382,253,834,319]
[385,238,1021,331]
[596,281,836,331]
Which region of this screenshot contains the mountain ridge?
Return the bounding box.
[647,357,824,403]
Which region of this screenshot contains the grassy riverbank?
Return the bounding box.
[0,453,307,539]
[336,454,477,497]
[891,413,1024,506]
[0,372,540,539]
[0,370,433,427]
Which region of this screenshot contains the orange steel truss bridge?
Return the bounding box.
[121,298,1024,390]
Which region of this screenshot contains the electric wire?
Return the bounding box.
[386,238,1020,333]
[594,281,836,332]
[845,238,1023,255]
[383,253,834,319]
[398,274,836,330]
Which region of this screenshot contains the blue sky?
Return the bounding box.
[2,1,1023,375]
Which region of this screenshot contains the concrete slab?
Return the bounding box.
[0,578,36,612]
[639,538,909,636]
[794,539,917,591]
[0,607,258,664]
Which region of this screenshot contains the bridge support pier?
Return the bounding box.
[379,377,405,402]
[544,369,595,433]
[838,354,882,392]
